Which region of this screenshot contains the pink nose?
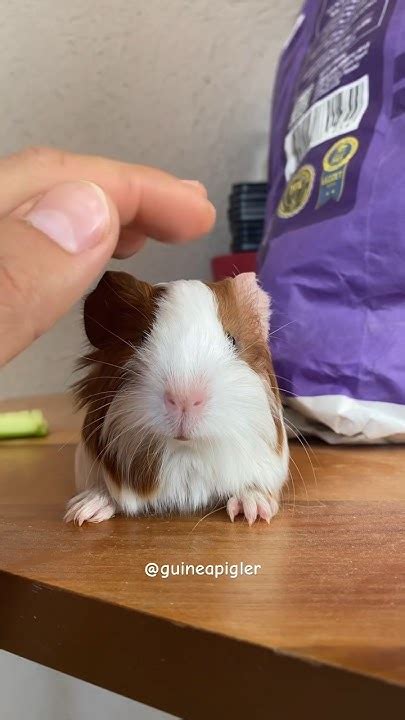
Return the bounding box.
[164,389,207,415]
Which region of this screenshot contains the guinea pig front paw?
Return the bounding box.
[64,489,116,526]
[227,492,279,526]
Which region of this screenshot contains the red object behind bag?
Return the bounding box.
[211,252,257,281]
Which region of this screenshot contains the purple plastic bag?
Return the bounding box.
[259,0,405,443]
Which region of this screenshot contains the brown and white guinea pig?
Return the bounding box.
[64,270,289,526]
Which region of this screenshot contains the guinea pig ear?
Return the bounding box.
[232,272,271,341]
[83,271,154,349]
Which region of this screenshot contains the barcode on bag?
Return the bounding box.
[284,75,369,179]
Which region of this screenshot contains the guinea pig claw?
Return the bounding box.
[244,499,258,526]
[257,498,278,525]
[227,497,242,522]
[64,489,115,526]
[227,494,279,526]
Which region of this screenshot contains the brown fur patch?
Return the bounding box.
[74,271,165,497]
[208,277,285,453]
[103,436,163,499]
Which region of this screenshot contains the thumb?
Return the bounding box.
[0,181,120,366]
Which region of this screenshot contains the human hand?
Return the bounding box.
[0,147,216,366]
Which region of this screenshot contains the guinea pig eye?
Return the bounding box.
[226,332,237,349]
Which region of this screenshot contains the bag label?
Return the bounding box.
[285,75,368,179]
[317,135,359,206]
[266,0,396,240]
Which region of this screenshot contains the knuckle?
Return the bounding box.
[18,145,69,171]
[18,145,53,165]
[0,259,34,309]
[0,260,39,345]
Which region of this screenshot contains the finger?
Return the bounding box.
[7,176,207,259]
[113,228,147,259]
[180,180,208,198]
[0,147,216,243]
[0,181,120,366]
[10,194,148,259]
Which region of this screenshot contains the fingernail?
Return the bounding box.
[25,181,110,253]
[181,180,208,197]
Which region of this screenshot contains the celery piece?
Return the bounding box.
[0,409,49,439]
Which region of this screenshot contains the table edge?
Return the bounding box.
[0,570,403,719]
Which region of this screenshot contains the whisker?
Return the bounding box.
[288,453,310,509]
[85,314,137,352]
[241,338,264,354]
[81,357,136,376]
[75,389,119,402]
[103,278,152,324]
[284,417,314,452]
[284,417,325,509]
[57,389,137,452]
[273,373,294,386]
[78,406,142,460]
[285,421,320,506]
[282,466,296,514]
[269,320,297,337]
[189,503,227,533]
[81,406,135,435]
[85,421,139,486]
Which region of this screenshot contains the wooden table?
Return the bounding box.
[0,394,404,718]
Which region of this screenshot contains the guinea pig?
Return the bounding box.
[64,270,289,526]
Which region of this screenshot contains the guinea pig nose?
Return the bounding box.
[187,389,206,409]
[164,391,183,413]
[164,389,207,414]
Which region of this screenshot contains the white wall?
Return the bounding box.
[0,0,300,400]
[0,1,301,718]
[0,651,176,720]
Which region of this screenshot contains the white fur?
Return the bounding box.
[69,280,288,524]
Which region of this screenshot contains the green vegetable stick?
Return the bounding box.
[0,409,49,439]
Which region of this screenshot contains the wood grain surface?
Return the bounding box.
[0,393,404,719]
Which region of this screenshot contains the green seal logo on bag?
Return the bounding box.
[317,136,359,208]
[277,164,315,219]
